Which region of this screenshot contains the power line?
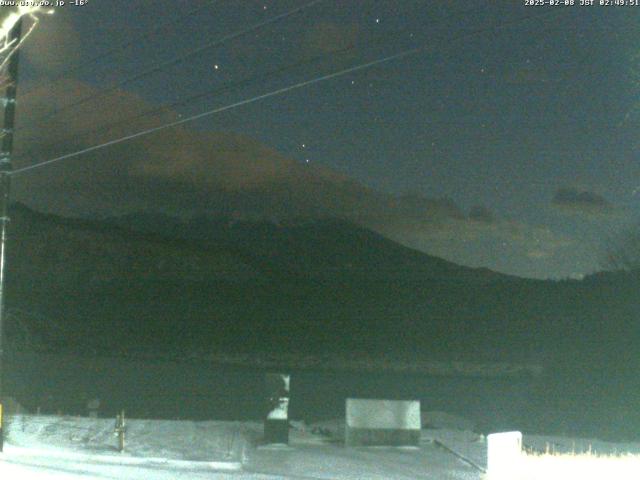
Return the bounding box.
[19,0,325,133]
[19,2,218,100]
[12,5,572,177]
[12,48,421,176]
[67,2,217,74]
[13,2,497,161]
[14,28,417,162]
[22,1,498,135]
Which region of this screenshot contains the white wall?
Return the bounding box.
[346,399,420,430]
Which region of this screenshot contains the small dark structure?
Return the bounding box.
[264,373,290,445]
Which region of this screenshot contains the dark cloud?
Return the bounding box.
[373,209,575,278]
[551,187,614,216]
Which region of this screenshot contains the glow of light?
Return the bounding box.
[214,64,219,70]
[487,452,640,480]
[486,431,640,480]
[0,6,53,61]
[1,6,52,43]
[487,431,523,478]
[0,461,43,479]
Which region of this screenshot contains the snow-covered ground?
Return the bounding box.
[1,414,639,479]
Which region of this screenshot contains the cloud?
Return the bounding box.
[9,78,382,219]
[369,202,575,279]
[503,221,573,256]
[551,187,614,216]
[8,78,581,279]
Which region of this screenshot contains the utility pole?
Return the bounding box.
[0,17,23,453]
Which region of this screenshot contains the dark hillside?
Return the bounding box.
[108,213,510,283]
[3,205,640,438]
[4,204,639,370]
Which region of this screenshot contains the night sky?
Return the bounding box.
[9,0,640,279]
